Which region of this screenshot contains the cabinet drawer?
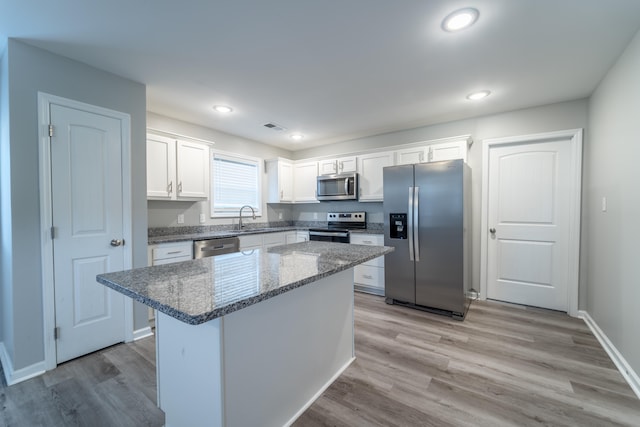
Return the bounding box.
[354,265,384,289]
[263,232,285,247]
[152,244,192,261]
[350,234,384,245]
[153,255,192,265]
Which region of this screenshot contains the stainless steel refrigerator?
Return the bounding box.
[383,159,471,320]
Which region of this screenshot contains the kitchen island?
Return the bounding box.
[97,241,393,427]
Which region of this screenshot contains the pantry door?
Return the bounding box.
[481,130,582,314]
[41,94,132,365]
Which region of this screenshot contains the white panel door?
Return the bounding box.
[50,104,126,363]
[487,139,572,311]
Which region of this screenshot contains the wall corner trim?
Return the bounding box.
[0,342,46,386]
[579,310,640,399]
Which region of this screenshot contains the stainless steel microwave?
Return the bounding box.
[316,173,358,201]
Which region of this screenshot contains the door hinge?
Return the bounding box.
[48,124,54,137]
[50,226,56,239]
[54,327,60,340]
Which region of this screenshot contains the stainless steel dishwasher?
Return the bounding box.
[193,237,240,259]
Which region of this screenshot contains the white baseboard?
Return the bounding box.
[284,356,355,427]
[579,310,640,399]
[133,326,154,341]
[0,341,46,386]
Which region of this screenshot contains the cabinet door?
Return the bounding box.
[337,156,357,173]
[279,161,294,202]
[318,159,337,175]
[176,140,209,199]
[293,161,318,202]
[263,232,286,248]
[357,151,395,202]
[147,135,176,199]
[429,140,467,163]
[295,231,309,242]
[395,147,428,165]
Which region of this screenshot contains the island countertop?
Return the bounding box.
[97,241,393,325]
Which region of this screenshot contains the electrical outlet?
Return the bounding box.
[177,214,184,224]
[313,212,318,219]
[199,213,206,223]
[601,197,607,212]
[278,212,283,220]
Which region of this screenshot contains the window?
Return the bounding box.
[211,151,262,217]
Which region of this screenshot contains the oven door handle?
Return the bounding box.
[309,231,350,238]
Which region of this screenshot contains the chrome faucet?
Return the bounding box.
[238,205,256,230]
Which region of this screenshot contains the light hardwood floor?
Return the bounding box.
[1,293,639,426]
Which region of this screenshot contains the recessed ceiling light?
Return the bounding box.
[466,90,491,101]
[290,133,304,141]
[442,8,479,32]
[213,105,233,113]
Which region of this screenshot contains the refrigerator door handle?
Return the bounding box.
[408,186,414,261]
[413,186,420,261]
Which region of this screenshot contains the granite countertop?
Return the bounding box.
[148,225,384,244]
[148,226,304,244]
[97,241,393,325]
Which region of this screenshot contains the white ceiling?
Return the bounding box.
[2,0,640,151]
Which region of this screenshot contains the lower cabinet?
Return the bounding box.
[239,230,309,251]
[147,241,194,324]
[350,233,385,296]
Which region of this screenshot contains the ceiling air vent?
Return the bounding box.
[263,122,287,132]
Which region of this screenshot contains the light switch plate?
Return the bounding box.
[199,213,206,223]
[177,214,185,224]
[601,197,607,212]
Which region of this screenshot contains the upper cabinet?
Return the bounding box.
[396,137,471,165]
[293,161,319,203]
[357,151,395,202]
[147,134,209,201]
[318,156,357,175]
[266,158,294,203]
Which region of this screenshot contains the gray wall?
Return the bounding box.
[1,39,148,371]
[147,112,292,228]
[292,99,589,303]
[586,29,640,376]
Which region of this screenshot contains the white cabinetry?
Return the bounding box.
[286,231,309,244]
[396,138,470,165]
[239,231,304,251]
[148,241,194,266]
[429,139,469,163]
[350,234,385,296]
[357,151,395,202]
[395,147,428,165]
[318,156,357,175]
[266,158,294,203]
[147,134,209,200]
[293,162,318,203]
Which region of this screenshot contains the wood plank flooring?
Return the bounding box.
[1,293,639,426]
[295,294,640,426]
[0,337,164,427]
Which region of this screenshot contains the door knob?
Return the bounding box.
[110,239,124,247]
[489,228,496,234]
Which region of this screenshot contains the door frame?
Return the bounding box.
[38,92,134,370]
[479,129,583,317]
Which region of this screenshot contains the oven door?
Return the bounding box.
[309,230,350,243]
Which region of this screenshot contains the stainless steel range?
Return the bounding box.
[308,212,366,243]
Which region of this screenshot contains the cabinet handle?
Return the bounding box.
[363,240,373,244]
[280,190,283,199]
[339,162,343,171]
[363,274,373,280]
[428,147,433,162]
[166,251,182,255]
[168,181,173,194]
[419,152,424,162]
[178,181,183,193]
